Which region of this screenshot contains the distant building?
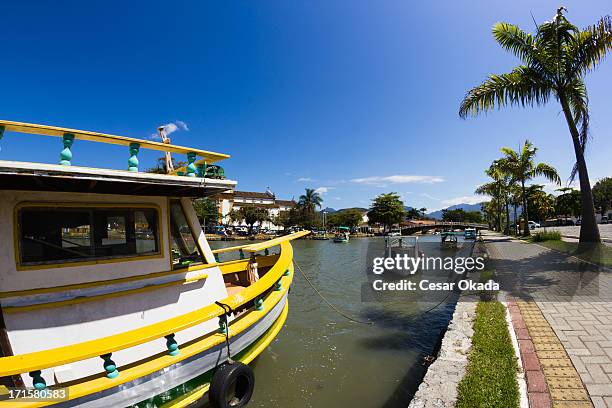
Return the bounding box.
[215,191,296,231]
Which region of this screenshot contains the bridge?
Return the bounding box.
[400,222,488,235]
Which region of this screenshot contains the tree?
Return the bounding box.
[298,189,323,213]
[145,157,187,174]
[367,193,405,232]
[556,188,582,222]
[475,161,511,233]
[419,207,427,218]
[592,177,612,216]
[328,208,364,229]
[498,141,560,236]
[235,206,269,234]
[526,185,555,223]
[193,198,218,226]
[460,9,611,243]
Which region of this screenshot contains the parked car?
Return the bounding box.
[602,216,609,224]
[528,221,540,229]
[576,219,582,225]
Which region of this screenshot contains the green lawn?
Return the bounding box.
[456,301,519,408]
[535,240,612,267]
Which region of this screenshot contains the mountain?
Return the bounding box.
[321,207,337,213]
[427,203,485,220]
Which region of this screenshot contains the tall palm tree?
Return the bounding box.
[499,141,560,236]
[459,8,611,243]
[298,188,323,213]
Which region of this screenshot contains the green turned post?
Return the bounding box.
[254,298,264,311]
[218,316,228,334]
[264,248,269,256]
[59,133,75,166]
[186,152,197,177]
[0,125,5,140]
[214,253,220,263]
[127,143,140,172]
[197,161,207,177]
[29,370,46,390]
[284,268,290,276]
[101,353,119,378]
[274,280,282,291]
[239,249,245,259]
[165,333,179,356]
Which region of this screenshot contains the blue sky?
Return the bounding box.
[1,1,611,211]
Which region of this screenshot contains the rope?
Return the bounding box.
[294,259,456,325]
[294,260,373,325]
[215,301,235,363]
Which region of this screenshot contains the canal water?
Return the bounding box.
[210,235,471,408]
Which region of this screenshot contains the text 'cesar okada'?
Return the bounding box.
[370,254,499,292]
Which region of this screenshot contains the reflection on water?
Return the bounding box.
[210,236,469,408]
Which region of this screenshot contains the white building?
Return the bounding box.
[215,191,296,231]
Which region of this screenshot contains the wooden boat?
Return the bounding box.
[464,228,477,240]
[312,230,329,240]
[333,226,350,243]
[440,231,458,249]
[0,120,308,407]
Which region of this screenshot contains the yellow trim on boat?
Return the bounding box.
[0,266,293,408]
[211,243,252,254]
[2,272,209,314]
[0,120,230,163]
[0,241,293,377]
[243,230,310,252]
[162,302,290,408]
[13,201,165,272]
[0,255,278,299]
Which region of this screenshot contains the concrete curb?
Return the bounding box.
[407,297,476,408]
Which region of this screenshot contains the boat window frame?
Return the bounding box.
[14,202,164,271]
[167,198,207,270]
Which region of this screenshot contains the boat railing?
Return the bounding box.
[0,231,309,388]
[0,120,229,175]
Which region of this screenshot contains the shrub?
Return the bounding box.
[532,230,561,242]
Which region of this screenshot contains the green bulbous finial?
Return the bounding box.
[60,133,75,166]
[127,143,140,172]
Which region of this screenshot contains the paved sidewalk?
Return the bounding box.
[483,231,612,407]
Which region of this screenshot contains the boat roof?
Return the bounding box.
[0,160,236,197]
[0,120,237,197]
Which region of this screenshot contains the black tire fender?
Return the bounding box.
[209,362,255,408]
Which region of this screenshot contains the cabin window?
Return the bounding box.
[169,200,204,269]
[18,206,160,266]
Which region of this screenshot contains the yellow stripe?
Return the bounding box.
[2,272,209,314]
[162,302,289,408]
[242,230,310,252]
[0,242,292,377]
[0,120,229,163]
[1,267,292,408]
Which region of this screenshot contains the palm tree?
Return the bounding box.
[419,207,427,218]
[499,141,560,236]
[298,188,323,213]
[475,161,511,233]
[459,8,611,243]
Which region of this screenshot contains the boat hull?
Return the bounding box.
[54,294,288,408]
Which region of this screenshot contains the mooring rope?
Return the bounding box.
[294,259,373,325]
[215,301,235,363]
[293,258,457,325]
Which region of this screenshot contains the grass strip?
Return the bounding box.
[456,301,519,408]
[535,240,612,267]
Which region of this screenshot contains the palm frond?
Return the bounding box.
[459,66,552,117]
[532,163,561,185]
[567,16,612,78]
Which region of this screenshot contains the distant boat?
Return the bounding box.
[333,226,350,243]
[464,228,477,239]
[312,230,329,240]
[440,231,458,248]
